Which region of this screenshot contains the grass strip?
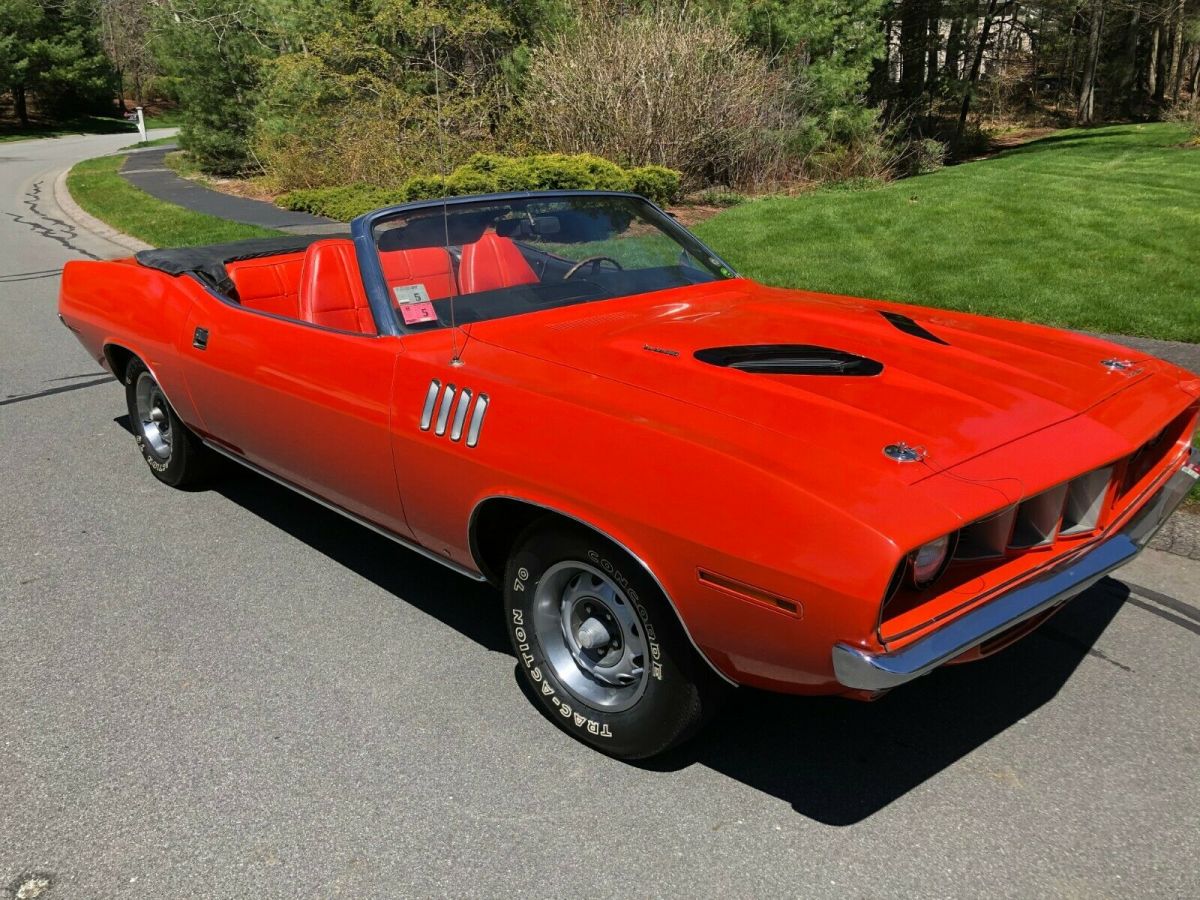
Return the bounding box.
[67,154,280,248]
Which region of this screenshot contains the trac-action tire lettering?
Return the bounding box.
[511,600,613,739]
[135,434,170,473]
[504,525,722,757]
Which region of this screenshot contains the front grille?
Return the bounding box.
[953,465,1112,562]
[1120,420,1186,498]
[1009,483,1071,549]
[1061,466,1113,535]
[879,401,1199,643]
[954,506,1016,560]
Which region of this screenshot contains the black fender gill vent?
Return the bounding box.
[879,311,949,345]
[694,344,883,376]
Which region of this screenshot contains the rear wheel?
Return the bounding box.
[124,358,211,488]
[505,522,728,759]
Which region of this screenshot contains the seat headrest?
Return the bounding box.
[298,239,376,334]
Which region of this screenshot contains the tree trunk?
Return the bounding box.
[870,9,893,100]
[13,84,28,126]
[954,0,1001,149]
[944,17,964,79]
[1063,13,1080,104]
[1167,0,1186,103]
[899,0,928,101]
[1117,7,1141,111]
[1153,24,1168,103]
[927,0,942,92]
[1147,25,1160,97]
[1076,1,1104,124]
[1031,6,1043,99]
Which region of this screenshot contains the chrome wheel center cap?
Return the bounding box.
[532,561,649,712]
[576,616,611,650]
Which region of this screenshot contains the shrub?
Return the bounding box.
[574,154,635,192]
[445,169,501,196]
[518,9,800,190]
[402,175,449,202]
[277,153,684,219]
[252,5,522,191]
[952,126,994,158]
[908,138,948,176]
[684,186,745,207]
[489,162,538,192]
[629,166,682,205]
[461,153,510,174]
[525,153,632,191]
[279,185,405,221]
[1165,99,1200,140]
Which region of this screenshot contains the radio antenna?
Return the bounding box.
[431,25,463,367]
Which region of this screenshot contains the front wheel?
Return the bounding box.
[505,523,728,759]
[124,358,211,488]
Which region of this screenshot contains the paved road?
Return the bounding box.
[2,133,1199,899]
[120,147,341,233]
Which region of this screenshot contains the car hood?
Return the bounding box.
[471,280,1159,485]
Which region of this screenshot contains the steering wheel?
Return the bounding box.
[563,256,623,280]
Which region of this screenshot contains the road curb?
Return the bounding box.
[53,166,152,254]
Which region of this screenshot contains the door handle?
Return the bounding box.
[193,327,209,350]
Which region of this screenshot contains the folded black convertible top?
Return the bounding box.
[134,233,349,294]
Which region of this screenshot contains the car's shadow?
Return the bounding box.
[214,464,511,654]
[151,430,1130,827]
[647,579,1129,824]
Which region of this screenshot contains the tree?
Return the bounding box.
[899,0,929,101]
[1,0,115,124]
[1076,0,1106,124]
[151,0,277,173]
[0,1,42,124]
[953,0,1003,147]
[691,0,886,134]
[252,0,561,186]
[99,0,157,108]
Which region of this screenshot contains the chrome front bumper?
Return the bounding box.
[833,447,1199,692]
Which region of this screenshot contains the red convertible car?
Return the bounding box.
[59,191,1199,758]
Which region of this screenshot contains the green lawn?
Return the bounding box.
[142,109,185,129]
[695,124,1200,343]
[67,154,279,247]
[121,135,178,150]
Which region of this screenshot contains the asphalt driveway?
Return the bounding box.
[2,133,1198,898]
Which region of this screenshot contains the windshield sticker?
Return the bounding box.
[400,301,438,325]
[393,283,432,305]
[393,284,438,325]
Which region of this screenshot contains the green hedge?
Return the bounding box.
[278,154,683,221]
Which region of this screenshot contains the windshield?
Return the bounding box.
[368,194,734,331]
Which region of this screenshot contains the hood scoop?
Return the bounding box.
[694,344,883,376]
[880,311,949,345]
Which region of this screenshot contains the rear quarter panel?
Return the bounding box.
[59,259,202,424]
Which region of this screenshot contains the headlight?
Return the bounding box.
[910,534,954,588]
